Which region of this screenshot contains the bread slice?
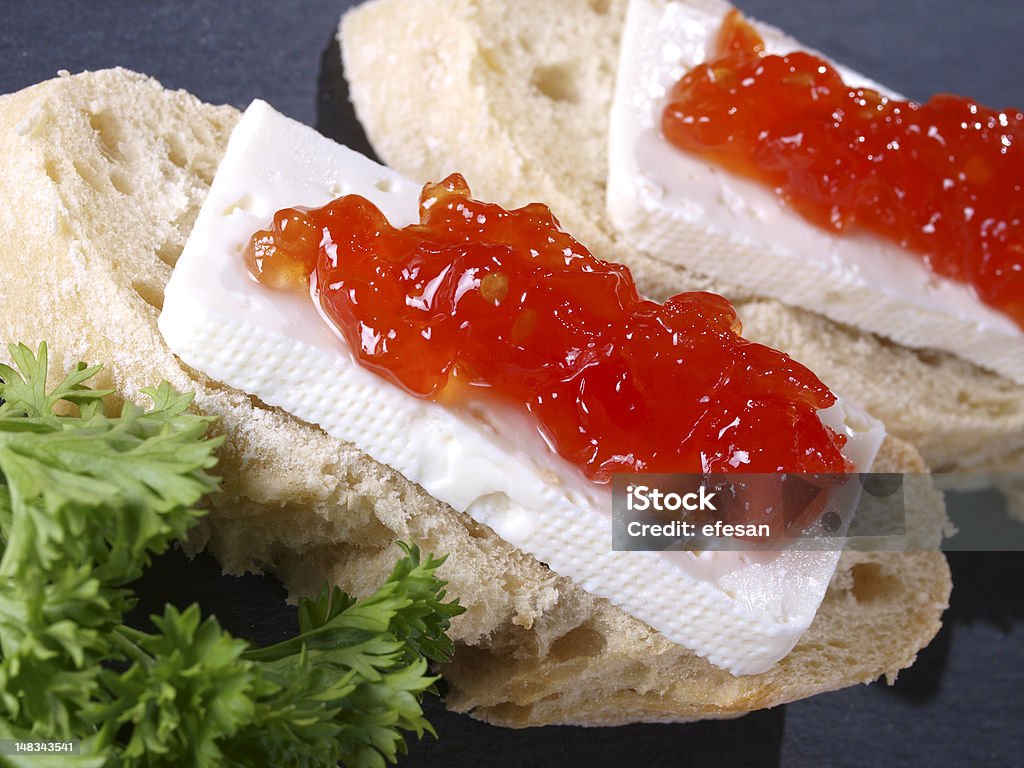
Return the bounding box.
[0,68,949,726]
[339,0,1024,478]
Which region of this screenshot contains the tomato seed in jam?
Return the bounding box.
[663,10,1024,327]
[246,173,849,493]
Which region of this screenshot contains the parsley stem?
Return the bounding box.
[111,626,153,668]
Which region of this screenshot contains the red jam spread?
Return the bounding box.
[663,10,1024,328]
[245,174,849,485]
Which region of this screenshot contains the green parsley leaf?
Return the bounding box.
[0,343,463,766]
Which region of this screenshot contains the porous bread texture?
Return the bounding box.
[439,549,951,726]
[0,68,948,726]
[339,0,1024,476]
[282,442,951,727]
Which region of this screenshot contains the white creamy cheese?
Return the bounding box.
[608,0,1024,383]
[160,100,885,675]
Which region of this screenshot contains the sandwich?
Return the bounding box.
[0,58,949,732]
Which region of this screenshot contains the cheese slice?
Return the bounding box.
[607,0,1024,383]
[160,100,884,675]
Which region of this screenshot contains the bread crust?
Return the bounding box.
[0,67,950,726]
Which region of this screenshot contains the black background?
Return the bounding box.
[3,2,1023,766]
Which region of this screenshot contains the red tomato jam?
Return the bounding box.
[663,10,1024,328]
[245,173,849,484]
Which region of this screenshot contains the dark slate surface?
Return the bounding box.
[3,2,1022,766]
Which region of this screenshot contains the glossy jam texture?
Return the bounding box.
[662,10,1024,328]
[245,174,849,483]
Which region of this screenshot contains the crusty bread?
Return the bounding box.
[339,0,1024,477]
[0,68,949,726]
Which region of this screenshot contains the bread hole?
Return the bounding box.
[155,240,182,268]
[850,562,898,603]
[109,168,134,196]
[464,520,492,540]
[548,624,607,662]
[589,0,611,12]
[522,681,560,704]
[194,161,217,187]
[44,160,61,184]
[166,134,188,168]
[132,279,165,311]
[478,46,504,74]
[914,349,944,367]
[531,63,581,103]
[374,177,394,193]
[481,702,536,726]
[88,110,126,162]
[452,642,502,669]
[73,160,104,192]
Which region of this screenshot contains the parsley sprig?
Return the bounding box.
[0,343,463,767]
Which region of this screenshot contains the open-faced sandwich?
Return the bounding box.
[340,0,1024,505]
[0,64,950,727]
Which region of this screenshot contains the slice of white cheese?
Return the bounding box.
[160,100,884,675]
[608,0,1024,383]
